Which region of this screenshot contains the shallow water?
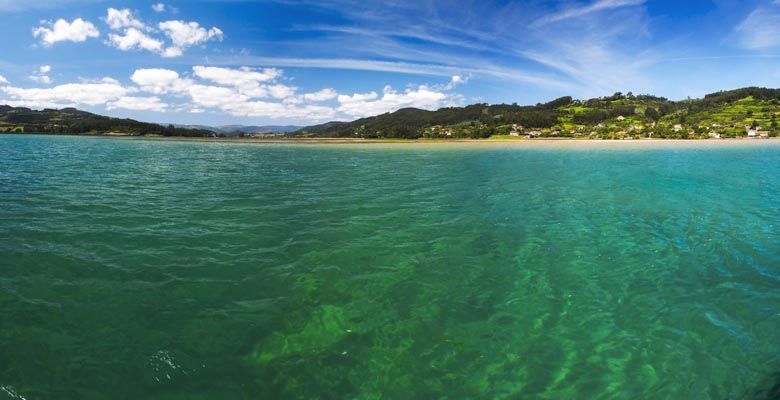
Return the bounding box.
[1,135,779,399]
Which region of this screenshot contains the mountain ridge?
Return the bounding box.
[296,87,780,139]
[3,87,780,139]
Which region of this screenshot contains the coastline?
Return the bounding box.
[106,135,780,148]
[4,133,780,147]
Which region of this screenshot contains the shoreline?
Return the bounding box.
[4,133,780,147]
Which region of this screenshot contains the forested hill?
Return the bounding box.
[296,87,780,139]
[0,106,215,137]
[4,87,780,140]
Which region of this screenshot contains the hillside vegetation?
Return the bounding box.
[0,106,214,137]
[296,87,780,139]
[4,87,780,140]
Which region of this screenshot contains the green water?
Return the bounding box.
[1,135,779,399]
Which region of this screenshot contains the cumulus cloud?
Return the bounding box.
[130,68,191,94]
[1,80,130,108]
[191,66,292,98]
[29,65,53,84]
[2,64,463,122]
[193,66,280,86]
[105,8,146,31]
[337,85,457,118]
[126,66,342,120]
[33,18,100,46]
[107,96,167,111]
[159,20,223,58]
[302,88,338,102]
[108,28,163,52]
[36,9,223,58]
[0,75,8,84]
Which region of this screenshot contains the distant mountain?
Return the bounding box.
[296,87,780,139]
[0,106,215,137]
[218,125,302,134]
[173,124,302,135]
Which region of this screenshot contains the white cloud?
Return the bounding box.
[108,28,164,52]
[2,80,130,108]
[337,85,455,118]
[159,20,224,58]
[105,8,146,31]
[129,66,336,120]
[220,56,568,89]
[152,3,166,13]
[107,96,167,111]
[161,47,184,58]
[302,88,338,102]
[735,4,780,49]
[3,65,464,123]
[192,66,280,87]
[29,65,52,84]
[29,75,52,84]
[191,66,293,98]
[130,68,191,94]
[0,75,7,84]
[187,84,249,108]
[534,0,645,26]
[265,84,296,99]
[33,18,100,46]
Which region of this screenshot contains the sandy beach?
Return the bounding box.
[114,135,780,149]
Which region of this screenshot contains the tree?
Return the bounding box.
[644,107,660,121]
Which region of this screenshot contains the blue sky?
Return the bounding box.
[1,0,780,126]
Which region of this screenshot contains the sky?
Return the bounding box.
[1,0,780,126]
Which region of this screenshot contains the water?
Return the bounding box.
[1,135,779,399]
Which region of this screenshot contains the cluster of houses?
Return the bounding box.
[700,123,769,139]
[424,115,775,139]
[746,125,770,138]
[508,124,543,138]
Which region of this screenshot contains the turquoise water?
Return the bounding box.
[1,135,780,399]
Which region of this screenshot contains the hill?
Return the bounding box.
[296,87,780,139]
[0,106,215,137]
[173,124,302,135]
[4,87,780,140]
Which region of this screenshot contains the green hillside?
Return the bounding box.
[0,106,215,137]
[296,87,780,139]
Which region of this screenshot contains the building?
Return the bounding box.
[526,131,542,139]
